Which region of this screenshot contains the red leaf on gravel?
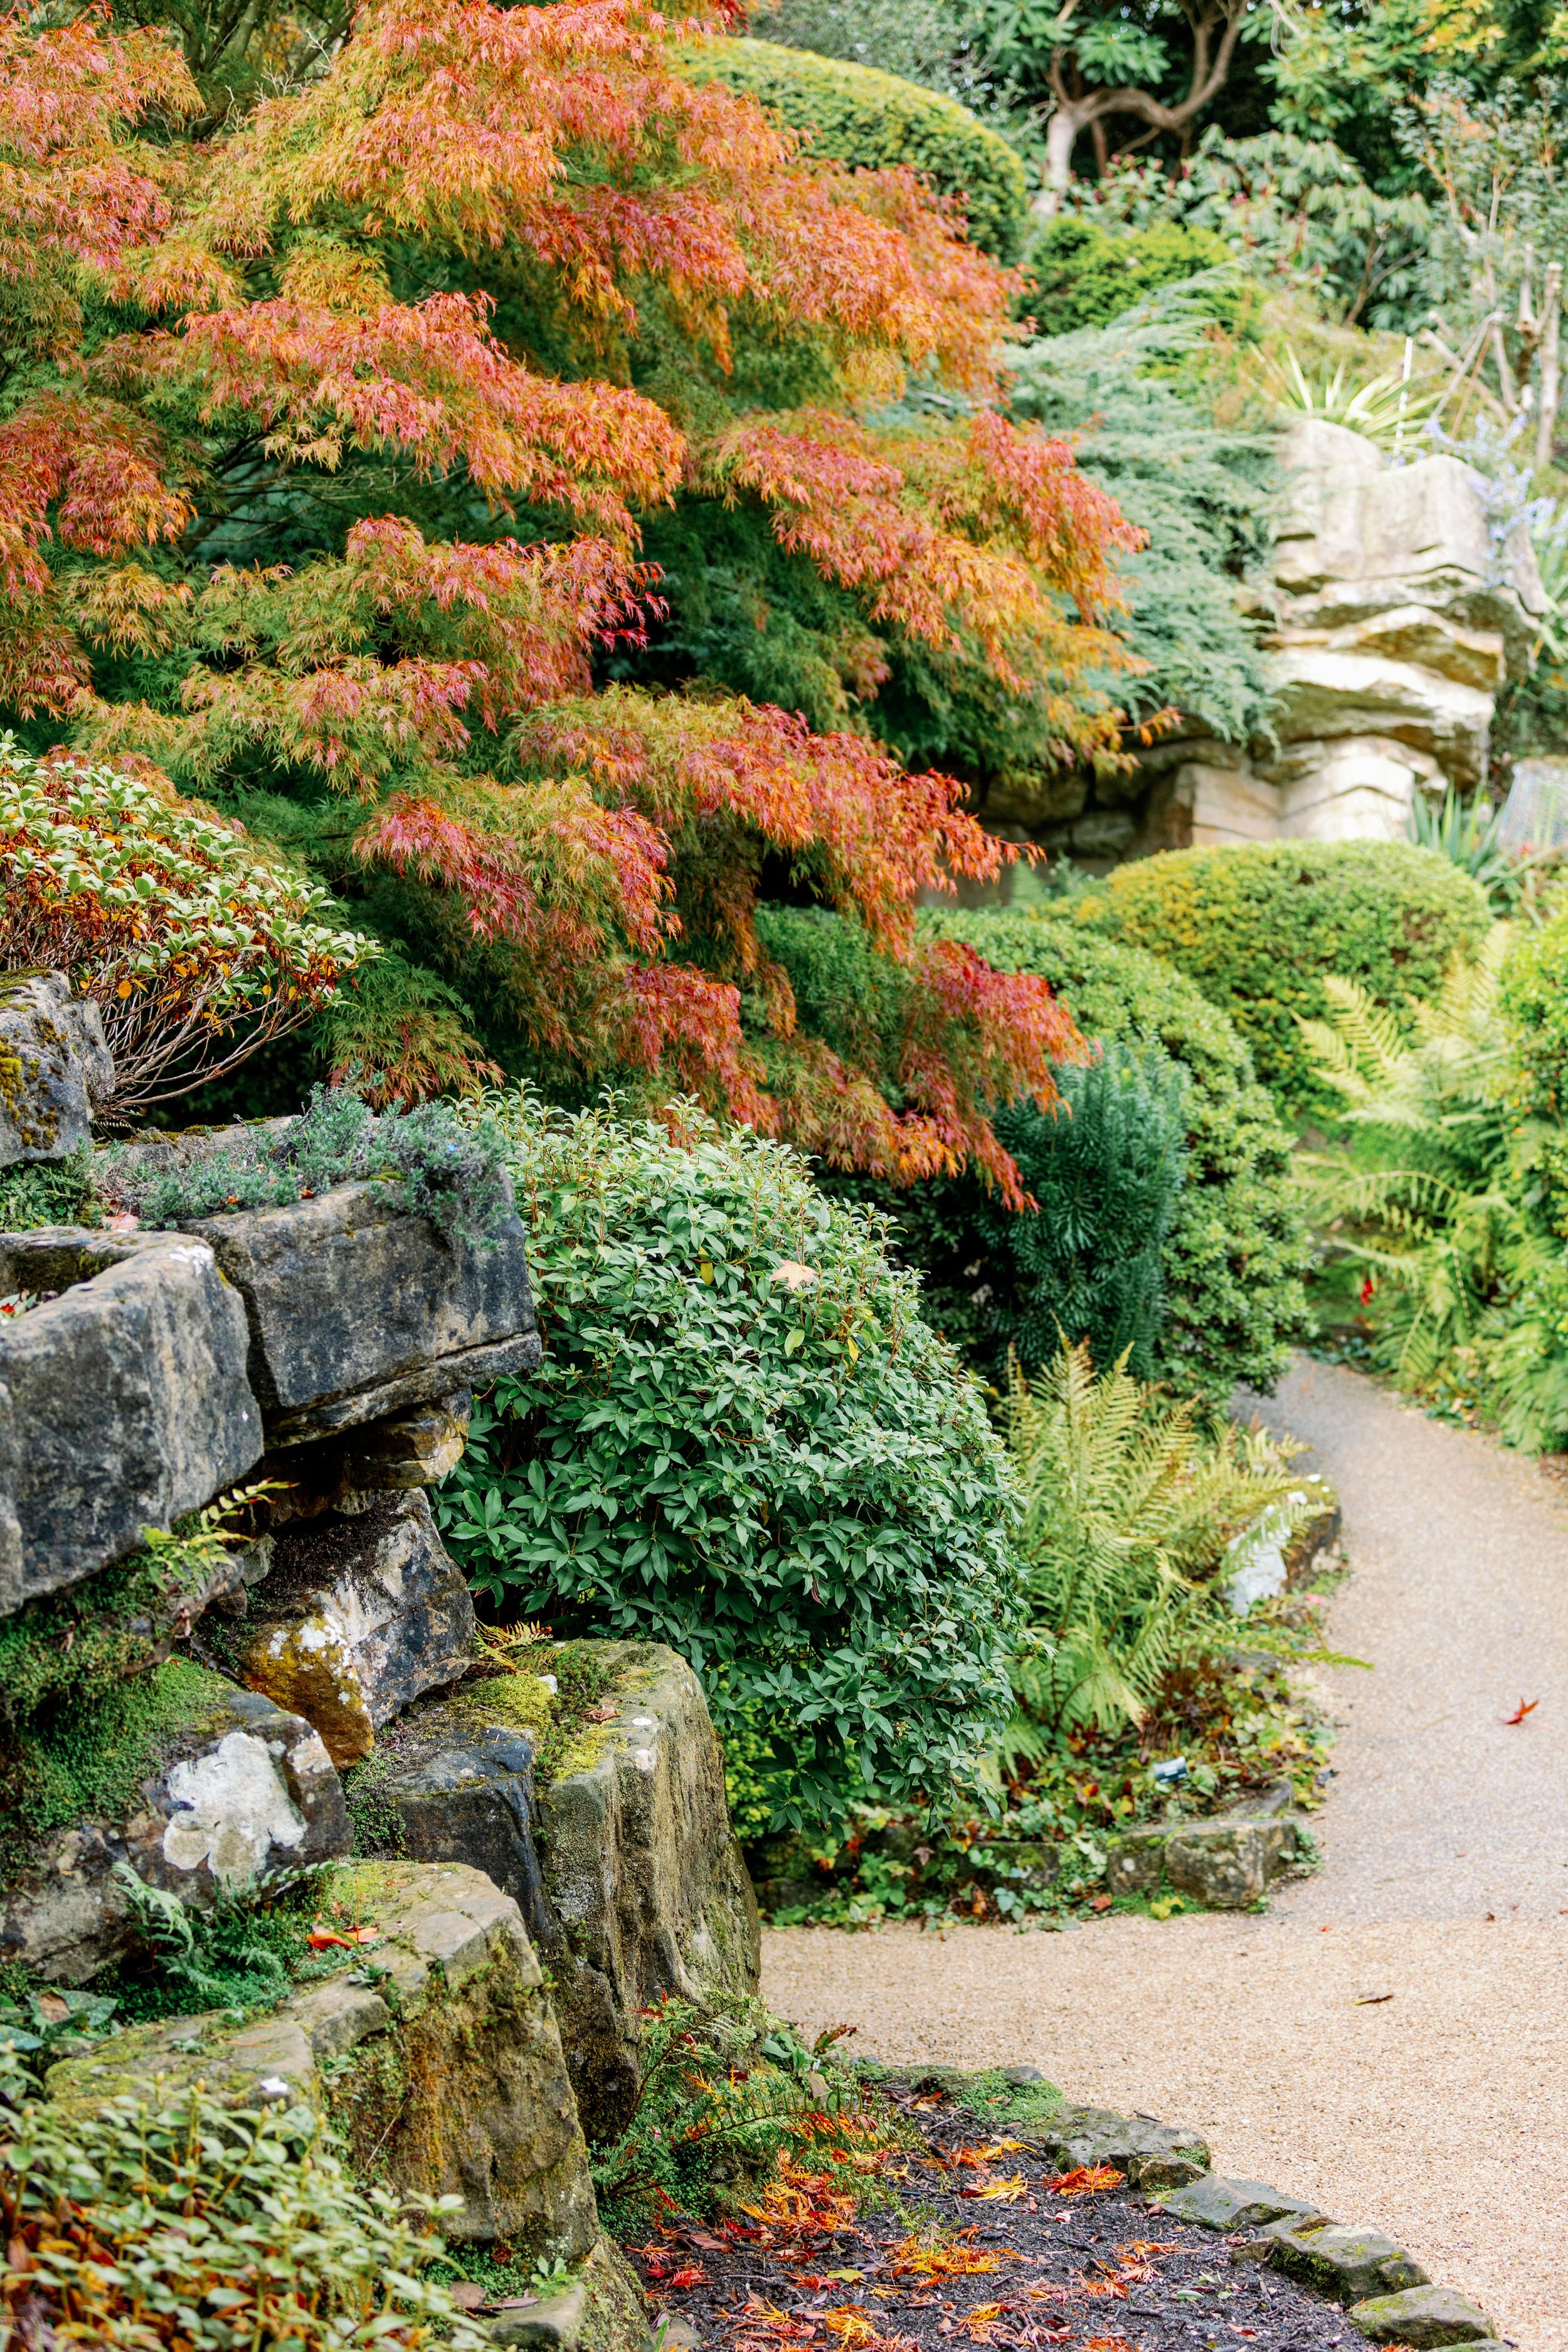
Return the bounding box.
[1502,1697,1539,1722]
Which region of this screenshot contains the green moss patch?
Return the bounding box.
[8,1659,231,1857]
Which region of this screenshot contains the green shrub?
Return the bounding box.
[679,38,1029,259]
[0,2082,480,2352]
[982,1044,1187,1380]
[437,1095,1023,1828]
[1003,287,1275,754]
[898,907,1309,1402]
[1022,216,1234,334]
[1090,842,1493,1113]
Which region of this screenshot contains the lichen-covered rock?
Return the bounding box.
[1267,2219,1429,2301]
[184,1179,541,1445]
[45,1858,599,2262]
[226,1492,476,1765]
[1105,1800,1304,1910]
[1157,2175,1325,2232]
[0,970,113,1167]
[1162,1817,1298,1909]
[1347,2286,1498,2345]
[1040,2104,1210,2186]
[0,1665,348,1982]
[364,1642,761,2139]
[0,1231,261,1611]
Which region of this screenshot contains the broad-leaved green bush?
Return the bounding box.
[437,1095,1022,1828]
[1090,842,1493,1113]
[783,905,1306,1403]
[678,38,1029,259]
[0,2082,482,2352]
[1022,216,1234,333]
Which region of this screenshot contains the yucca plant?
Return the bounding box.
[1002,1339,1308,1758]
[1296,935,1522,1384]
[1409,787,1525,916]
[1257,343,1445,449]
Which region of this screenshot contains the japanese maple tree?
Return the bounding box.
[0,0,1145,1194]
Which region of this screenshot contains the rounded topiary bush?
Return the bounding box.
[1088,842,1493,1114]
[918,908,1310,1403]
[1021,216,1234,334]
[437,1095,1022,1829]
[678,39,1029,260]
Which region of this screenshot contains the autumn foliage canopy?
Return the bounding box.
[0,0,1146,1197]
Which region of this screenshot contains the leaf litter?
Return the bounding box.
[623,2074,1368,2351]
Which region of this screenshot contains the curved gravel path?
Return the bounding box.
[762,1358,1568,2352]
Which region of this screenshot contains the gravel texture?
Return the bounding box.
[763,1359,1568,2352]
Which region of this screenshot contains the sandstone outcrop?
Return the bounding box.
[363,1642,762,2138]
[1167,419,1544,848]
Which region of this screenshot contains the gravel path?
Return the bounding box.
[762,1358,1568,2352]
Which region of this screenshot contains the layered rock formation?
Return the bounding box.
[1176,418,1545,847]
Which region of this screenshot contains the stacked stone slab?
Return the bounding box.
[1153,419,1544,849]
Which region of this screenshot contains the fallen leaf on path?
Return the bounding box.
[882,2237,1002,2280]
[1354,1993,1394,2006]
[1502,1697,1539,1723]
[968,2175,1027,2203]
[961,2304,1004,2341]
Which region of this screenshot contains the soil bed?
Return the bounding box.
[625,2079,1359,2352]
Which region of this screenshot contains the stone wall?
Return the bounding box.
[0,999,762,2323]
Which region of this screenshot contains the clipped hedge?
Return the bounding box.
[923,908,1310,1402]
[679,38,1029,260]
[1022,216,1233,334]
[1090,843,1493,1113]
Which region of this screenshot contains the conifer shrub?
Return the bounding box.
[768,904,1308,1404]
[677,39,1029,259]
[1089,842,1493,1114]
[984,1042,1188,1380]
[436,1094,1022,1829]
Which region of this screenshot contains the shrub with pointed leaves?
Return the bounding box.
[0,0,1141,1182]
[0,741,375,1116]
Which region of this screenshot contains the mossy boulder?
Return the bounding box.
[0,1661,347,1982]
[46,1858,598,2261]
[349,1642,761,2139]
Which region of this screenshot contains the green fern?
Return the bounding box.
[1002,1340,1308,1752]
[1296,936,1526,1379]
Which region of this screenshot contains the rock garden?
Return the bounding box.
[8,2,1568,2348]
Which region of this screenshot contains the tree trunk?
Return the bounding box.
[1537,262,1562,474]
[1032,104,1084,218]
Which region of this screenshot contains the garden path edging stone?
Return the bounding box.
[879,2075,1507,2346]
